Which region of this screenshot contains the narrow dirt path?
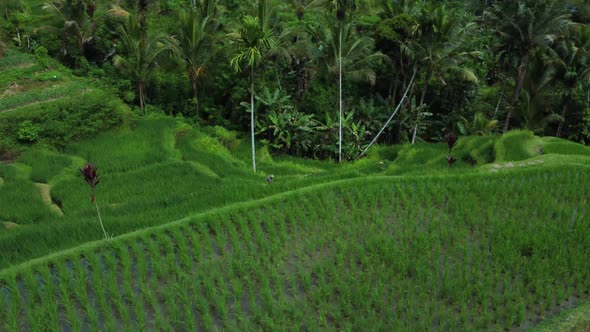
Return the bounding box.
[0,88,93,113]
[35,183,64,217]
[0,96,66,113]
[1,221,19,230]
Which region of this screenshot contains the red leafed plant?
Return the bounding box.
[80,163,100,202]
[79,163,109,239]
[445,132,458,152]
[447,155,457,166]
[445,133,458,167]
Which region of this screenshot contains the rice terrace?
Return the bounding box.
[1,0,590,331]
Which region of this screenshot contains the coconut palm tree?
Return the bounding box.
[328,0,356,162]
[310,2,384,161]
[229,15,276,172]
[411,4,478,142]
[40,0,90,58]
[177,0,221,115]
[483,0,574,132]
[288,0,326,22]
[113,15,179,115]
[514,49,563,133]
[546,28,590,136]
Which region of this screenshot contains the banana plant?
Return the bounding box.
[457,112,499,136]
[257,108,318,155]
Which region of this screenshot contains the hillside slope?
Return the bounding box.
[1,60,590,329]
[1,118,590,268]
[0,50,128,152]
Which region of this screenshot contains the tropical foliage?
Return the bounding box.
[1,0,590,157]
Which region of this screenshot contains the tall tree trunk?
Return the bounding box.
[275,66,282,91]
[359,67,417,158]
[338,27,343,163]
[492,90,503,120]
[295,58,309,100]
[250,66,256,172]
[138,0,148,50]
[411,123,418,144]
[411,84,428,145]
[138,80,145,115]
[296,59,304,100]
[390,63,399,109]
[556,103,567,138]
[15,26,21,47]
[191,76,199,117]
[191,76,198,99]
[505,63,527,133]
[60,29,68,59]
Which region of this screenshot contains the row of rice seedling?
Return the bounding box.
[0,50,35,70]
[0,83,90,112]
[16,149,73,184]
[0,177,56,224]
[0,129,368,268]
[1,165,588,330]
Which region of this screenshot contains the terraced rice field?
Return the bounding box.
[1,167,589,331]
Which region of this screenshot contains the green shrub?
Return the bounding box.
[0,90,128,149]
[16,120,40,143]
[203,126,241,152]
[34,46,49,68]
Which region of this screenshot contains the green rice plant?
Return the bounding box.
[2,276,24,331]
[494,130,542,162]
[87,252,114,331]
[0,179,56,224]
[66,119,178,174]
[103,252,130,326]
[0,50,35,68]
[542,137,590,157]
[1,162,590,330]
[0,83,89,112]
[71,257,96,330]
[17,149,72,183]
[53,260,81,332]
[35,267,61,332]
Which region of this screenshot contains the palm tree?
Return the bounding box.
[282,0,326,99]
[411,4,478,142]
[113,15,179,115]
[288,0,325,22]
[546,28,590,137]
[515,49,563,133]
[329,0,356,163]
[374,0,421,104]
[311,1,383,161]
[484,0,574,132]
[177,0,221,115]
[229,15,276,172]
[40,0,90,58]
